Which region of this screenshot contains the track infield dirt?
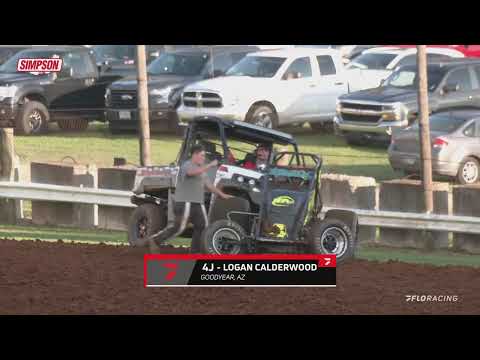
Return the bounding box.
[0,238,478,315]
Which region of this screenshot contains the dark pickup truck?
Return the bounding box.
[0,45,122,134]
[105,45,259,134]
[0,45,34,65]
[335,58,480,145]
[90,45,178,78]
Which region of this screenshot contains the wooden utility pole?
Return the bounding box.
[0,128,16,223]
[0,128,14,180]
[136,45,151,166]
[417,45,434,214]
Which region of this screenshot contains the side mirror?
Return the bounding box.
[442,83,460,94]
[379,78,386,87]
[58,66,73,79]
[149,51,160,59]
[98,62,111,74]
[342,57,350,65]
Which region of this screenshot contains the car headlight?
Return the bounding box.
[0,85,17,101]
[336,99,342,114]
[382,102,407,121]
[150,87,172,97]
[169,87,183,106]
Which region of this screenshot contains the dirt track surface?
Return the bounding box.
[0,238,478,315]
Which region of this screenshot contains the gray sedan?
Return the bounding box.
[388,110,480,184]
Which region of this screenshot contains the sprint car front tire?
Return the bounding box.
[201,220,247,255]
[308,218,355,263]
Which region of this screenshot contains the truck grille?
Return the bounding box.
[340,101,383,112]
[341,113,380,123]
[339,101,384,124]
[110,90,138,109]
[183,92,222,108]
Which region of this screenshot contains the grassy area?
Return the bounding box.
[14,122,400,181]
[1,224,479,268]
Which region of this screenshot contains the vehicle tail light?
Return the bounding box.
[433,137,448,149]
[218,165,228,172]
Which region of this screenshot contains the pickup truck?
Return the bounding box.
[105,45,259,134]
[346,46,464,90]
[177,48,370,130]
[335,58,480,145]
[0,45,122,134]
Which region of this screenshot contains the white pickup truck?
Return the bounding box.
[177,48,371,130]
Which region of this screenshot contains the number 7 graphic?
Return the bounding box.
[163,262,178,281]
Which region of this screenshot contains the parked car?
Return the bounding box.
[345,45,379,61]
[0,46,123,134]
[389,110,480,184]
[391,45,480,58]
[90,45,164,77]
[177,47,371,130]
[346,46,464,89]
[335,58,480,145]
[105,45,259,134]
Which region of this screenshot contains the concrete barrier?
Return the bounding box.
[97,167,136,231]
[379,180,450,249]
[320,174,377,243]
[452,184,480,254]
[31,162,96,228]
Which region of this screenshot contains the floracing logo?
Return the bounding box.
[17,58,63,73]
[405,295,459,302]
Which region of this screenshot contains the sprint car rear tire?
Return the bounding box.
[201,220,247,255]
[308,218,355,263]
[128,203,167,247]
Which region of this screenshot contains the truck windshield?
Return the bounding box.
[348,53,397,70]
[383,68,444,91]
[93,45,135,61]
[226,56,286,78]
[147,53,209,76]
[0,50,61,73]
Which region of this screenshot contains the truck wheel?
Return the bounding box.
[201,220,247,255]
[57,118,89,132]
[310,122,334,134]
[246,104,278,129]
[457,157,480,184]
[108,121,126,135]
[344,133,367,146]
[128,204,167,247]
[308,218,355,263]
[16,100,49,135]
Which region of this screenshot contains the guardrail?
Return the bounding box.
[0,181,135,208]
[322,206,480,235]
[1,181,480,235]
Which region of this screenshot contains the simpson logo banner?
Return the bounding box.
[144,254,336,287]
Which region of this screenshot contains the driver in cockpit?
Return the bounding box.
[228,143,271,170]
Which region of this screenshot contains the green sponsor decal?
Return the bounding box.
[272,195,295,207]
